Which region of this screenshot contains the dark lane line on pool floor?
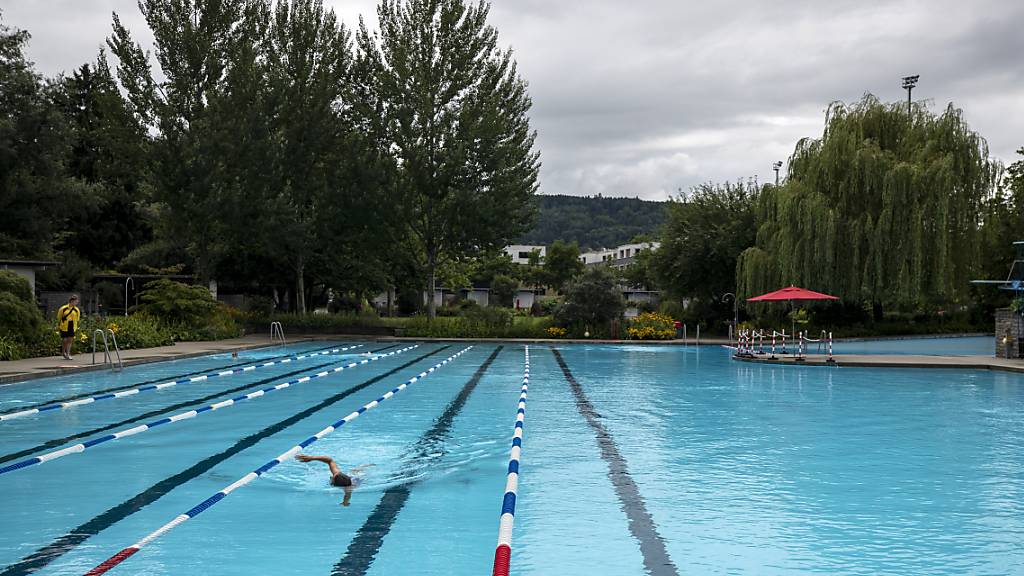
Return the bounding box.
[331,346,505,576]
[551,348,681,576]
[0,344,402,467]
[0,345,447,576]
[0,341,345,416]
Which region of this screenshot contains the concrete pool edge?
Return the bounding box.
[732,353,1024,374]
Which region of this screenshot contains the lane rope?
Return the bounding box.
[0,344,366,422]
[0,345,418,477]
[492,346,529,576]
[83,345,473,576]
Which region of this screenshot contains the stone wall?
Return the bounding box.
[995,308,1024,359]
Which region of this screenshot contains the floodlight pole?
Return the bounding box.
[772,161,783,186]
[902,75,919,115]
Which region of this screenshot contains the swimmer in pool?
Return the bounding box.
[296,454,373,506]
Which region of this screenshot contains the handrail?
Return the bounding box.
[270,321,285,344]
[92,329,123,371]
[107,329,123,371]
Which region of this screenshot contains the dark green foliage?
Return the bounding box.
[555,267,624,336]
[543,240,584,293]
[0,18,84,258]
[737,95,997,311]
[517,195,667,251]
[52,58,153,267]
[490,274,518,307]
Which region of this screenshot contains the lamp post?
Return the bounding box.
[902,75,919,115]
[124,277,135,317]
[722,293,737,344]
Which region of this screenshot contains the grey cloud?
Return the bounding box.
[3,0,1021,200]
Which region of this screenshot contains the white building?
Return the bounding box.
[579,242,660,268]
[503,244,546,265]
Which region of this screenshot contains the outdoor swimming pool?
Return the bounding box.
[1,341,1022,575]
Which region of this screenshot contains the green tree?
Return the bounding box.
[0,16,81,258]
[620,246,658,290]
[555,267,624,336]
[736,95,997,313]
[107,0,245,279]
[489,274,517,307]
[354,0,540,318]
[655,180,757,303]
[52,56,153,267]
[543,240,584,293]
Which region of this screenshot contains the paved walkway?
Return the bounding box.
[732,352,1024,374]
[0,335,330,384]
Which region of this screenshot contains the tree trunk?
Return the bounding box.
[426,249,437,320]
[296,257,306,314]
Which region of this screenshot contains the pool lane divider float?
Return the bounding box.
[0,341,346,418]
[83,345,474,576]
[492,346,529,576]
[0,345,418,477]
[0,344,366,422]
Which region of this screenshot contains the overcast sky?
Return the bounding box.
[3,0,1022,200]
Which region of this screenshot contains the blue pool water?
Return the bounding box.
[835,336,994,356]
[0,341,1022,575]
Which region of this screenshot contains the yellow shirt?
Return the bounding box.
[58,304,81,332]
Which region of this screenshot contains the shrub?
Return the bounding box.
[0,291,44,342]
[135,280,219,326]
[626,312,676,340]
[134,280,241,341]
[0,270,33,303]
[546,326,567,338]
[658,300,686,322]
[0,334,27,361]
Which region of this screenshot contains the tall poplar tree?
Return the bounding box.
[736,95,998,313]
[354,0,540,318]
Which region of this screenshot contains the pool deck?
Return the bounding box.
[732,352,1024,374]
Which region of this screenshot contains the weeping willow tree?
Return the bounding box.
[737,94,999,312]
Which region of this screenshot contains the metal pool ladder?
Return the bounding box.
[92,329,123,371]
[270,321,286,344]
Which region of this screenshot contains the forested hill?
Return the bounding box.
[517,195,668,250]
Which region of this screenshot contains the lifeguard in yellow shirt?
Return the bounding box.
[57,295,80,359]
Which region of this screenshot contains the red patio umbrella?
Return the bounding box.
[747,285,839,338]
[747,285,839,303]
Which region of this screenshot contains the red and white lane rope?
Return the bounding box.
[83,346,473,576]
[0,344,365,422]
[492,346,529,576]
[0,346,417,477]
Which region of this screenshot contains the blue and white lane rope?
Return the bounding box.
[492,346,529,576]
[0,344,365,422]
[0,345,418,477]
[84,345,474,576]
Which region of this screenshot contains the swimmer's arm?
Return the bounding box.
[349,464,375,474]
[341,487,353,507]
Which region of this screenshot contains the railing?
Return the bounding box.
[270,321,286,344]
[737,328,834,363]
[92,329,123,371]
